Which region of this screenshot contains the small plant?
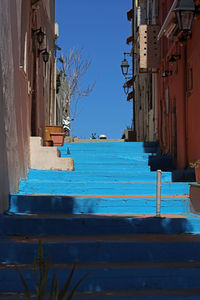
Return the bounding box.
[190,159,200,168]
[17,241,88,300]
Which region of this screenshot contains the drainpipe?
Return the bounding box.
[146,0,150,25]
[183,44,188,167]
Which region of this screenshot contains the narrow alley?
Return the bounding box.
[1,0,200,299]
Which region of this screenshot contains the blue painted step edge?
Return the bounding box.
[8,195,190,215]
[18,181,190,196]
[1,266,200,293]
[1,214,200,236]
[1,240,200,264]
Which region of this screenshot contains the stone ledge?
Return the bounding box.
[65,138,125,143]
[30,137,74,171]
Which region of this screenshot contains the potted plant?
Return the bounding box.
[190,160,200,183]
[50,132,65,146]
[45,126,63,146]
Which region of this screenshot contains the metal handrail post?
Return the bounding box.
[156,170,162,217]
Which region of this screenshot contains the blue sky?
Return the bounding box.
[55,0,132,139]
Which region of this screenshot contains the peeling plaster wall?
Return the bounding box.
[42,0,55,27]
[134,0,157,142]
[31,0,55,138]
[0,0,30,212]
[135,73,155,142]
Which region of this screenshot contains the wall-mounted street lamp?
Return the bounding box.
[120,52,130,77]
[174,0,195,38]
[123,78,135,95]
[168,54,181,62]
[32,27,45,45]
[123,82,129,95]
[162,70,172,78]
[38,48,49,63]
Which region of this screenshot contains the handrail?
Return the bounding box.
[156,170,162,217]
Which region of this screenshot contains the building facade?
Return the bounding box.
[157,0,200,169]
[125,0,159,142]
[0,0,56,212]
[125,0,200,171]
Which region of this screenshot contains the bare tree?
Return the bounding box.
[57,48,96,136]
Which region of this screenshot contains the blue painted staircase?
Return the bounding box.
[1,141,200,299]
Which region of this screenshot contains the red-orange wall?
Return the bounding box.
[157,1,200,169]
[186,18,200,164]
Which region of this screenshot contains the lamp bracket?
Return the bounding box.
[38,48,47,54]
[162,70,172,77]
[32,27,45,35]
[123,52,131,58]
[168,54,181,62]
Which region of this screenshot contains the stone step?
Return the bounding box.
[8,195,189,215]
[61,141,160,152]
[64,152,156,158]
[69,153,151,159]
[73,165,151,172]
[70,159,151,167]
[73,160,150,166]
[3,213,200,236]
[1,291,200,299]
[1,262,200,294]
[18,181,189,196]
[63,151,151,158]
[63,154,152,162]
[29,137,74,171]
[27,169,172,182]
[1,235,200,264]
[28,169,172,180]
[149,154,173,171]
[59,155,158,163]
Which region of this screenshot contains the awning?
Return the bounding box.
[127,91,134,101]
[126,78,134,88]
[157,0,178,40]
[126,35,134,45]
